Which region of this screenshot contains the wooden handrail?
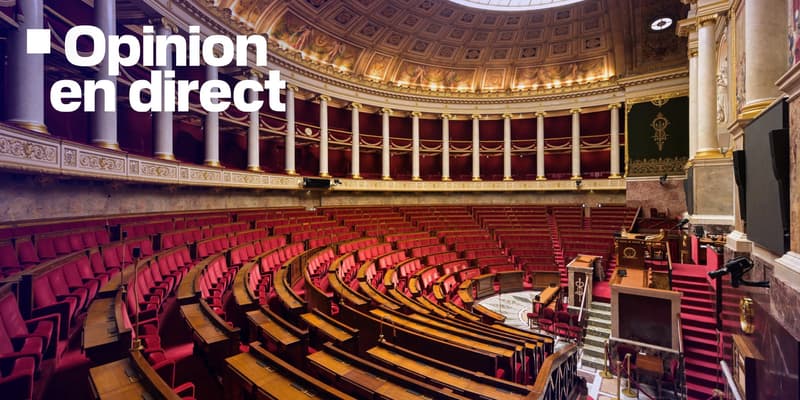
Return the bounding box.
[530,343,579,399]
[628,206,642,233]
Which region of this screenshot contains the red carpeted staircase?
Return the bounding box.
[672,264,738,400]
[545,213,569,287]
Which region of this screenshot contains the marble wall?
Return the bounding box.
[0,174,626,223]
[691,159,735,218]
[624,178,687,218]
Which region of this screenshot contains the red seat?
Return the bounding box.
[15,240,39,267]
[47,268,89,312]
[0,294,59,360]
[68,234,85,252]
[31,275,77,338]
[53,236,72,256]
[537,307,555,332]
[36,237,57,261]
[554,311,572,337]
[81,231,98,248]
[0,242,21,276]
[0,318,44,370]
[61,260,99,309]
[0,356,35,400]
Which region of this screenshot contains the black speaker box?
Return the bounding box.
[303,177,331,189]
[732,150,746,222]
[768,128,790,244]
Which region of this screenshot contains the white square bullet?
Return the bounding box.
[26,29,51,55]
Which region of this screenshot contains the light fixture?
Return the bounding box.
[650,17,673,31]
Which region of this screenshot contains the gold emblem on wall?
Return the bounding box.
[650,112,670,151]
[739,297,755,334]
[622,246,637,259]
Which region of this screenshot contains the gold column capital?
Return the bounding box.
[501,113,513,119]
[410,111,422,118]
[285,83,299,92]
[249,69,264,80]
[440,113,454,119]
[318,94,331,103]
[608,103,621,110]
[349,102,362,110]
[380,108,393,115]
[698,14,718,26]
[151,17,178,33]
[471,114,481,120]
[535,111,547,118]
[570,108,581,114]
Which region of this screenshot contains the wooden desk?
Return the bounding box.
[245,309,306,366]
[537,285,560,308]
[89,358,152,400]
[232,261,255,311]
[83,295,128,363]
[366,346,530,400]
[179,303,229,344]
[301,311,356,344]
[308,351,433,400]
[273,266,304,313]
[226,351,355,400]
[357,281,401,311]
[611,268,649,288]
[637,354,664,377]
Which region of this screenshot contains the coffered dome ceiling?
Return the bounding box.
[214,0,687,95]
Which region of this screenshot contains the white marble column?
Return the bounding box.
[743,0,788,114]
[6,0,47,133]
[285,85,297,175]
[381,108,392,180]
[411,111,422,181]
[696,16,721,158]
[350,103,362,179]
[570,108,582,179]
[471,115,481,181]
[441,114,452,181]
[502,113,513,181]
[319,95,331,177]
[204,64,220,167]
[536,112,546,180]
[91,0,117,149]
[689,47,698,160]
[609,104,621,178]
[247,70,262,172]
[153,20,176,160]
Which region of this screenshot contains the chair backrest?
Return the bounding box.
[0,242,20,268]
[16,239,39,265]
[0,294,27,338]
[37,237,57,260]
[32,276,57,307]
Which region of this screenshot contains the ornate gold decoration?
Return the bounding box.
[503,176,513,181]
[155,153,176,161]
[471,176,482,181]
[650,112,670,151]
[10,121,49,134]
[739,297,755,334]
[319,172,332,178]
[628,157,688,176]
[78,154,125,172]
[63,149,77,167]
[411,176,422,181]
[536,176,547,181]
[622,247,637,259]
[381,176,392,181]
[140,163,176,178]
[204,160,222,167]
[93,140,120,150]
[246,165,263,172]
[285,169,298,175]
[0,137,57,163]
